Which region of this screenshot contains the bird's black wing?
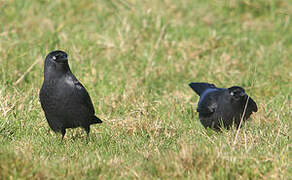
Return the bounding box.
[189,82,217,96]
[197,90,220,115]
[71,76,95,115]
[247,96,258,112]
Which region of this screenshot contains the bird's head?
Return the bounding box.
[228,86,246,101]
[45,50,68,64]
[44,50,70,75]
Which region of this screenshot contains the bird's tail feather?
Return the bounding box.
[189,82,216,96]
[91,116,103,124]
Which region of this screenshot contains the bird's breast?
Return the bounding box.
[40,79,75,111]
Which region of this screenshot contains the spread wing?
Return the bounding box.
[189,82,217,96]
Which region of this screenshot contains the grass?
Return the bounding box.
[0,0,291,179]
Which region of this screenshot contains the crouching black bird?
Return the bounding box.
[189,82,257,130]
[39,50,102,139]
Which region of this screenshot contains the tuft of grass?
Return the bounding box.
[0,0,291,179]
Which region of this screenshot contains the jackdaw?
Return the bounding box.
[189,82,257,130]
[39,50,102,139]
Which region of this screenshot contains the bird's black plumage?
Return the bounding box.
[189,82,257,130]
[39,50,102,139]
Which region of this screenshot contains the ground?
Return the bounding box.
[0,0,291,179]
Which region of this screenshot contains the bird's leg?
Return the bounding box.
[85,126,90,142]
[61,129,66,141]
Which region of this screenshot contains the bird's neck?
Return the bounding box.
[44,66,71,81]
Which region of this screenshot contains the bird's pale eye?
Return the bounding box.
[230,92,234,96]
[52,56,56,60]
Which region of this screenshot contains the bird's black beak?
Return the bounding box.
[240,92,246,96]
[55,58,68,63]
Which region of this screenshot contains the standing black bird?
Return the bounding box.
[189,82,257,130]
[39,50,102,139]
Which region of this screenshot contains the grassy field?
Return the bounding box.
[0,0,291,179]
